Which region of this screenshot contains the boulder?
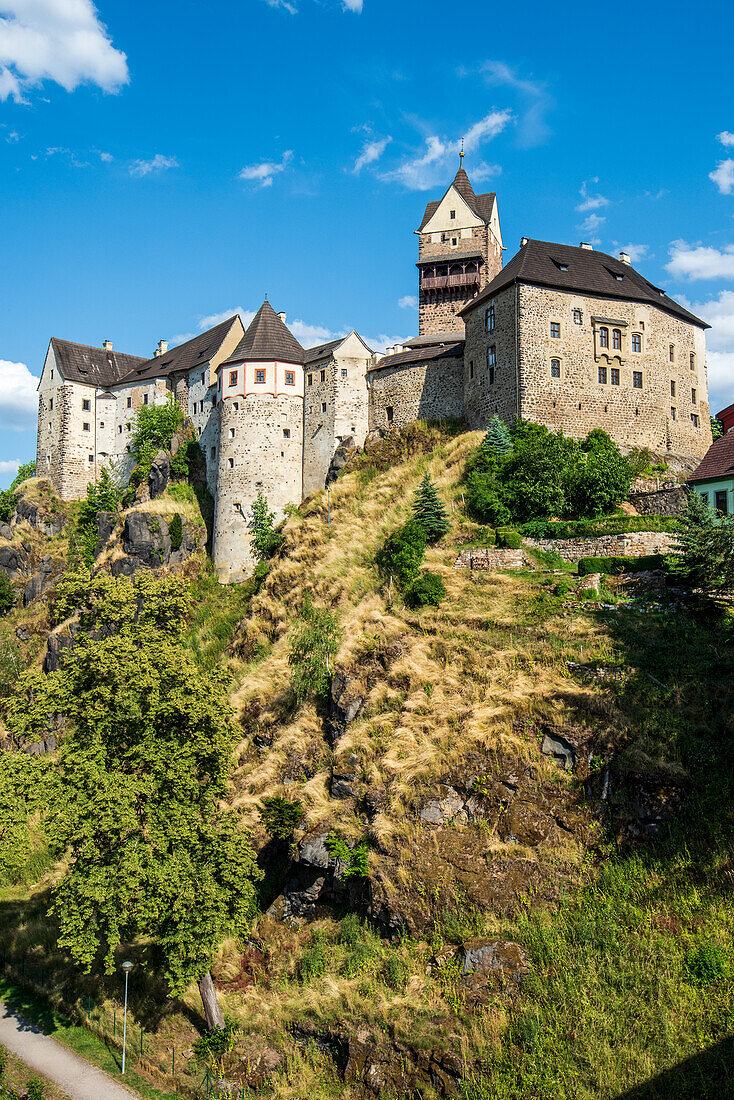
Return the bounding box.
[541,730,576,772]
[327,670,364,743]
[0,524,12,541]
[23,572,48,607]
[0,544,27,580]
[122,512,168,567]
[148,451,170,499]
[96,511,117,556]
[458,937,528,990]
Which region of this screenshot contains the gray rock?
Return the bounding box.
[16,627,29,641]
[148,451,170,499]
[0,544,27,580]
[541,731,576,772]
[332,773,357,799]
[0,524,12,541]
[458,938,528,985]
[298,830,334,871]
[122,512,168,567]
[96,511,117,556]
[328,670,364,742]
[420,785,464,825]
[23,573,47,607]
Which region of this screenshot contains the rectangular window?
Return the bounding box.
[99,421,104,429]
[320,369,326,382]
[692,388,697,404]
[611,368,620,385]
[632,334,641,352]
[229,370,238,387]
[283,428,290,439]
[82,399,90,411]
[573,309,582,325]
[612,329,622,350]
[550,321,561,338]
[488,366,495,385]
[488,345,496,367]
[669,344,675,362]
[308,373,313,386]
[671,407,677,420]
[50,370,53,379]
[255,369,266,383]
[690,353,696,371]
[598,366,607,384]
[88,454,94,463]
[716,490,728,515]
[143,394,149,405]
[210,447,216,459]
[469,361,474,380]
[450,209,456,219]
[691,414,700,427]
[118,425,122,433]
[386,406,394,423]
[48,422,51,431]
[486,305,495,333]
[341,368,348,379]
[83,421,90,431]
[127,396,132,408]
[49,398,53,411]
[201,373,206,385]
[212,396,216,407]
[670,380,676,397]
[550,359,561,378]
[633,371,643,389]
[285,371,295,385]
[321,402,327,413]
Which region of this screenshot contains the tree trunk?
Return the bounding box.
[198,970,225,1031]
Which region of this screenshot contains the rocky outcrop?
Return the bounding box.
[96,512,117,556]
[23,555,55,607]
[266,826,366,923]
[0,544,29,580]
[14,494,66,537]
[457,937,528,990]
[110,511,198,575]
[328,670,365,743]
[148,451,170,499]
[326,436,357,485]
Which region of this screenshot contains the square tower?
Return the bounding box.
[417,157,503,337]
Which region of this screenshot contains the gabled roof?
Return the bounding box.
[303,338,343,364]
[418,166,496,231]
[48,339,146,388]
[119,316,242,383]
[689,434,734,483]
[403,334,464,348]
[222,301,305,366]
[369,341,464,373]
[460,239,709,328]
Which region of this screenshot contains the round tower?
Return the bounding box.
[213,302,305,581]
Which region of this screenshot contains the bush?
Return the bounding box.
[404,571,446,608]
[544,515,678,539]
[288,596,341,705]
[258,796,304,839]
[577,554,665,576]
[298,931,329,982]
[383,953,409,990]
[0,575,14,615]
[520,518,551,538]
[248,491,283,561]
[375,518,427,586]
[129,397,185,482]
[0,491,14,524]
[553,580,571,598]
[324,831,370,877]
[464,469,512,526]
[495,527,522,549]
[685,942,728,983]
[168,513,183,551]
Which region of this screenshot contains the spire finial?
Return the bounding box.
[264,292,268,301]
[459,137,464,166]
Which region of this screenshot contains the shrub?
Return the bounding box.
[192,1020,239,1069]
[258,796,304,839]
[577,554,665,576]
[553,580,571,598]
[412,474,450,542]
[248,491,282,561]
[129,397,185,482]
[0,491,14,524]
[0,575,14,615]
[520,517,551,538]
[685,942,728,983]
[495,527,522,549]
[168,513,183,551]
[324,831,370,877]
[375,518,427,586]
[464,470,511,526]
[405,571,446,608]
[298,931,329,982]
[288,596,341,704]
[383,953,410,990]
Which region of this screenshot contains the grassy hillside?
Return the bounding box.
[1,425,733,1099]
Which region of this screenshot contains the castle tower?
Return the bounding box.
[212,301,305,581]
[416,155,503,336]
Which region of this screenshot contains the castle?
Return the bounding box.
[36,159,712,580]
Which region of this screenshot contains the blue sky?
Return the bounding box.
[1,0,734,486]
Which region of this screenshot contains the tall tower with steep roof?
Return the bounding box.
[416,159,503,335]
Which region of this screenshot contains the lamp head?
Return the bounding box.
[121,960,133,973]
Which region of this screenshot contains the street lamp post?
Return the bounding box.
[121,961,133,1074]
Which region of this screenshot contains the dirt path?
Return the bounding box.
[0,1000,139,1100]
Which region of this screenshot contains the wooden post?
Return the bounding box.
[198,971,225,1030]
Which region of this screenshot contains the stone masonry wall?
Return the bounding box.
[303,359,337,500]
[628,486,688,516]
[367,355,464,433]
[419,225,498,336]
[463,284,518,428]
[525,531,676,562]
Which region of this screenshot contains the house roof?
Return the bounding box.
[418,166,496,231]
[403,334,464,348]
[369,341,464,373]
[688,434,734,483]
[459,239,709,328]
[222,301,305,366]
[417,249,484,267]
[303,338,343,364]
[49,339,146,388]
[119,316,242,383]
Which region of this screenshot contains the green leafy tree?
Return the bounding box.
[412,474,450,543]
[288,596,342,705]
[480,415,512,456]
[168,512,183,551]
[129,397,185,484]
[375,519,427,586]
[71,468,124,567]
[248,491,281,561]
[8,573,261,1030]
[10,461,36,491]
[670,490,734,593]
[0,574,14,615]
[711,416,724,441]
[0,751,47,885]
[565,430,632,518]
[258,796,305,839]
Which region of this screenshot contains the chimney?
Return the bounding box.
[579,242,593,250]
[278,312,287,324]
[154,340,168,358]
[619,251,630,265]
[102,339,113,351]
[520,237,528,247]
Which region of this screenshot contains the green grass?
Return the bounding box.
[0,977,179,1100]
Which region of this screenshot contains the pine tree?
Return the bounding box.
[248,491,276,561]
[412,474,450,543]
[480,415,512,457]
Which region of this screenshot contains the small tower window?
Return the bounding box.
[229,428,235,438]
[283,428,291,439]
[228,457,234,468]
[143,394,149,405]
[633,371,643,389]
[691,413,700,427]
[488,367,495,385]
[550,359,561,378]
[488,346,496,368]
[450,209,456,219]
[118,425,122,433]
[341,368,348,379]
[469,361,474,380]
[320,369,326,382]
[669,344,675,362]
[486,305,495,333]
[612,329,621,350]
[632,334,642,353]
[321,402,327,413]
[229,370,238,387]
[598,366,607,384]
[573,309,582,325]
[210,446,216,459]
[670,380,676,397]
[386,406,394,424]
[690,353,696,371]
[82,398,91,411]
[83,421,90,431]
[671,407,677,420]
[256,369,265,383]
[599,327,609,348]
[285,371,295,385]
[88,454,94,463]
[692,388,697,404]
[127,396,132,408]
[49,398,53,411]
[308,373,313,386]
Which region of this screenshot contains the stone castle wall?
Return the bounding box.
[525,530,677,562]
[303,344,370,499]
[419,225,498,336]
[367,355,464,433]
[463,284,519,428]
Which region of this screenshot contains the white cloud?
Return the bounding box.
[174,306,343,351]
[576,178,610,213]
[681,290,734,411]
[398,295,417,310]
[379,110,512,191]
[470,162,501,183]
[239,150,293,188]
[666,241,734,280]
[0,459,21,476]
[717,131,734,147]
[0,0,128,103]
[579,212,605,238]
[352,135,391,174]
[710,159,734,195]
[99,150,112,162]
[129,153,179,178]
[0,359,39,430]
[341,0,362,9]
[480,60,553,147]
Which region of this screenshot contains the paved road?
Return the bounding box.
[0,1000,139,1100]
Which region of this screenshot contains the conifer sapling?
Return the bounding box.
[412,473,450,543]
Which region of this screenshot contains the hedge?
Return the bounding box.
[577,554,667,576]
[524,515,679,539]
[495,527,522,549]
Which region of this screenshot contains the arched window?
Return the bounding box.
[550,359,561,378]
[632,334,642,353]
[690,352,696,371]
[612,329,621,350]
[599,327,609,348]
[669,344,675,362]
